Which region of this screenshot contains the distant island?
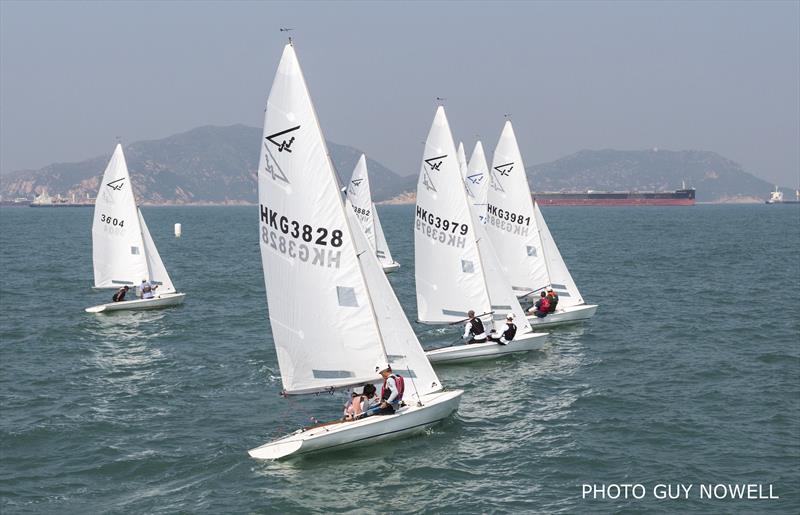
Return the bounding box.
[0,124,782,205]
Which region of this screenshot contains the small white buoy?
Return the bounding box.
[174,223,182,238]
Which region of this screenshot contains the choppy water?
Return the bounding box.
[1,204,798,513]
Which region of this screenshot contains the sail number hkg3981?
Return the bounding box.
[260,204,343,269]
[486,203,530,226]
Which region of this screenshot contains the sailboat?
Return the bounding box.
[462,140,490,224]
[485,121,596,328]
[414,107,547,364]
[85,144,186,313]
[345,155,401,273]
[248,43,462,460]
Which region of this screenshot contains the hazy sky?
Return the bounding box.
[1,0,798,186]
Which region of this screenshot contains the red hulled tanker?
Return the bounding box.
[534,188,695,206]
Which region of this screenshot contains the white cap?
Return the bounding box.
[506,312,514,320]
[375,363,391,374]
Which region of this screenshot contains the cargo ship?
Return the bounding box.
[30,191,94,208]
[0,196,32,207]
[534,187,696,206]
[765,186,800,204]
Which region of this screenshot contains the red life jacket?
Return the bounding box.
[539,297,550,312]
[380,374,405,403]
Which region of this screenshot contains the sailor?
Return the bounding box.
[140,279,158,299]
[371,364,405,415]
[488,313,517,345]
[463,310,488,343]
[343,383,376,421]
[546,287,559,313]
[528,291,550,318]
[112,285,129,302]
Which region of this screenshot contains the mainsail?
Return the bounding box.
[345,155,376,249]
[258,43,440,395]
[485,121,549,297]
[414,107,490,324]
[91,144,148,288]
[465,141,489,224]
[345,155,396,268]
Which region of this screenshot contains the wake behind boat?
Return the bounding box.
[85,144,185,314]
[249,42,461,460]
[414,107,547,364]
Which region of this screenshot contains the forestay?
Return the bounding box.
[92,144,148,288]
[346,202,441,398]
[257,43,387,395]
[485,121,549,297]
[415,107,490,324]
[138,209,176,294]
[464,141,489,224]
[534,202,584,307]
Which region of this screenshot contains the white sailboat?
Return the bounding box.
[463,140,490,224]
[345,155,401,273]
[248,43,462,460]
[85,144,185,313]
[414,107,547,364]
[485,121,596,327]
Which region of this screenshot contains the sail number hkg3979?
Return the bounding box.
[415,206,469,249]
[260,204,343,269]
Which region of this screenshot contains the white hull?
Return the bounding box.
[248,389,462,460]
[381,262,401,274]
[425,331,548,364]
[85,292,186,313]
[526,303,597,328]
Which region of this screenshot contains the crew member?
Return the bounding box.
[140,279,158,299]
[546,288,559,313]
[371,364,404,415]
[463,310,488,343]
[112,285,129,302]
[528,291,550,318]
[488,313,517,345]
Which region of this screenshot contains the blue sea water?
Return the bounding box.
[0,204,798,514]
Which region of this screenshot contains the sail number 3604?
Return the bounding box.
[99,214,124,227]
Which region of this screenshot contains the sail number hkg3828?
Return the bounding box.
[260,204,343,269]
